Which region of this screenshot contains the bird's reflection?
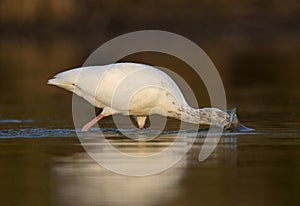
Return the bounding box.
[51,135,237,206]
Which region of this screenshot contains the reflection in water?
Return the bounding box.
[52,154,183,206]
[76,132,196,176]
[51,135,237,206]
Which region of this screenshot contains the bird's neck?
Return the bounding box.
[180,106,229,127]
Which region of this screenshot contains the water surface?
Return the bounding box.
[1,112,300,206]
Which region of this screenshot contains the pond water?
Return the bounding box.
[1,25,300,206]
[0,94,300,206]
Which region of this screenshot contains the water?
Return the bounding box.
[1,1,300,204]
[0,112,300,206]
[1,66,300,206]
[1,58,300,206]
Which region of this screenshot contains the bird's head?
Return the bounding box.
[224,108,254,132]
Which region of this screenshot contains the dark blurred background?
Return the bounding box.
[0,0,300,126]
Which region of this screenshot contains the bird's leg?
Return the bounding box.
[82,114,105,132]
[136,116,147,129]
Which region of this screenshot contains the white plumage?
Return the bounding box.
[48,62,245,132]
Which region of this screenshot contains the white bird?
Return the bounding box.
[48,62,251,132]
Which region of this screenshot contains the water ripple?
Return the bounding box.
[0,128,76,138]
[0,127,257,139]
[0,119,34,123]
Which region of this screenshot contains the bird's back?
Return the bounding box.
[50,63,186,116]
